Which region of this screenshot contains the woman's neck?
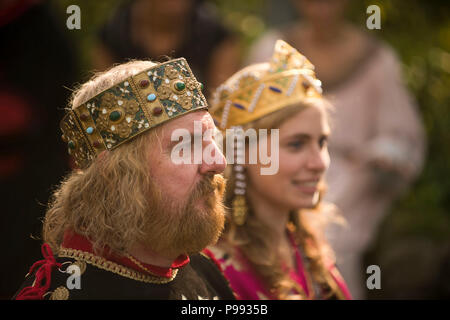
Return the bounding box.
[246,188,297,270]
[246,188,290,243]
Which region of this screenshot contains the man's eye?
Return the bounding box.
[172,141,193,154]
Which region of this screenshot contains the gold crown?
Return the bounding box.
[210,40,323,129]
[60,58,207,168]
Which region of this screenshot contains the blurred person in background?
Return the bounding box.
[208,40,351,300]
[93,0,241,96]
[0,0,79,298]
[247,0,426,298]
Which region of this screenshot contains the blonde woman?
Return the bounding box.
[207,40,351,300]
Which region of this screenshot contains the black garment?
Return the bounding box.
[13,253,236,300]
[98,0,231,84]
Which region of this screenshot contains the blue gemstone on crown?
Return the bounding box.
[86,127,94,134]
[233,103,245,110]
[269,86,282,93]
[147,93,156,102]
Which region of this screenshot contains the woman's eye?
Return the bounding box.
[287,141,304,150]
[319,137,328,148]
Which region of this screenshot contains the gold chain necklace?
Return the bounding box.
[126,254,179,278]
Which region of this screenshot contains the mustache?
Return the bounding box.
[190,174,226,201]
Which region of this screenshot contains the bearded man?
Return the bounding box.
[14,58,234,300]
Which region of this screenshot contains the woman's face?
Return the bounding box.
[246,105,330,210]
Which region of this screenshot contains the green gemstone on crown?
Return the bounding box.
[109,110,122,121]
[175,81,185,91]
[68,141,76,149]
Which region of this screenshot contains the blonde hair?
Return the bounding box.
[223,98,343,299]
[44,60,161,255]
[71,60,157,108]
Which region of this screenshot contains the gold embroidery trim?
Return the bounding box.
[58,247,178,284]
[126,254,176,278]
[49,286,70,300]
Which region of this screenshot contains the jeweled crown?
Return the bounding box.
[210,40,323,129]
[60,58,207,168]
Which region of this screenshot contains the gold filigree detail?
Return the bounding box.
[157,84,171,100]
[123,99,139,114]
[179,95,192,110]
[101,92,117,108]
[185,78,198,91]
[58,247,178,284]
[116,122,132,138]
[165,65,179,79]
[49,286,69,300]
[60,112,94,168]
[96,95,138,139]
[95,111,109,131]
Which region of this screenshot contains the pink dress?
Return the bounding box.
[208,233,352,300]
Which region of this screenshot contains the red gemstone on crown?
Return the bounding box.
[152,107,163,116]
[93,141,102,148]
[139,80,150,88]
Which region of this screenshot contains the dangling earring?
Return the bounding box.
[232,126,247,226]
[312,183,325,209]
[233,165,247,226]
[232,196,247,226]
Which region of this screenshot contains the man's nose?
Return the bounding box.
[199,140,227,175]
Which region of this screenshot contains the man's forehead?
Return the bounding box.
[161,110,214,136]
